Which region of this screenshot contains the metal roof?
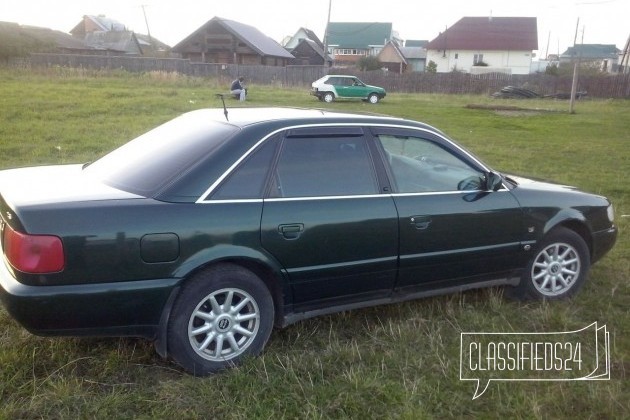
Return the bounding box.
[426,17,538,51]
[326,22,393,49]
[84,31,141,54]
[173,17,293,58]
[400,47,426,59]
[560,44,620,59]
[87,15,126,32]
[405,40,428,48]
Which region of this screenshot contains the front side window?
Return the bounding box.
[271,135,378,198]
[378,135,485,193]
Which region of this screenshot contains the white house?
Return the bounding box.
[425,17,538,75]
[283,27,324,50]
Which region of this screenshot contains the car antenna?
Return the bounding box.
[215,94,229,121]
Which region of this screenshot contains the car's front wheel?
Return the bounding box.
[368,93,380,104]
[510,227,590,300]
[167,264,274,376]
[323,92,335,103]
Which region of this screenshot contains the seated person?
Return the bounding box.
[230,77,247,101]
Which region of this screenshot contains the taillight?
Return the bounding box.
[3,225,64,273]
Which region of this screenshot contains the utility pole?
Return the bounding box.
[322,0,332,67]
[545,31,550,60]
[619,33,630,74]
[141,5,152,43]
[569,19,581,114]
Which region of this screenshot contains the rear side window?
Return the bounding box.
[270,135,378,198]
[211,138,277,200]
[86,114,238,197]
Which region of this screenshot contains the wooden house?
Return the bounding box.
[172,17,293,65]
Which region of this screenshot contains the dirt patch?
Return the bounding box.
[494,110,542,117]
[466,104,563,117]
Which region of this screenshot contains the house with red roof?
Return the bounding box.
[425,17,538,75]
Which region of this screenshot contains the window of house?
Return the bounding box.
[474,54,484,65]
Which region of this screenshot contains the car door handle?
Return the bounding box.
[278,223,304,240]
[410,216,431,230]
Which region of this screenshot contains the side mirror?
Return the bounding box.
[486,172,503,191]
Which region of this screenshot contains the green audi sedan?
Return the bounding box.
[0,108,617,375]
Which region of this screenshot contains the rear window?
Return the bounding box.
[85,114,239,197]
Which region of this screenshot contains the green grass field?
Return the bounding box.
[0,67,628,418]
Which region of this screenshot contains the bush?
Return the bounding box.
[545,63,559,76]
[356,55,381,71]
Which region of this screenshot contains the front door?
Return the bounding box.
[374,129,524,292]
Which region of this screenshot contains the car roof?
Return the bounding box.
[186,107,434,131]
[153,107,445,200]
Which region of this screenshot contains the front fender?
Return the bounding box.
[541,208,588,236]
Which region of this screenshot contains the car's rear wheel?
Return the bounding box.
[323,92,335,103]
[368,93,379,104]
[167,264,274,376]
[510,227,590,300]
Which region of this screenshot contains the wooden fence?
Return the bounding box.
[21,53,630,98]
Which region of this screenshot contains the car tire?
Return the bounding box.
[323,92,334,103]
[167,264,274,376]
[509,227,590,300]
[368,93,379,104]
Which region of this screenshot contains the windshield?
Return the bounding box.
[85,112,239,197]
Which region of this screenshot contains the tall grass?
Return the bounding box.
[0,67,628,418]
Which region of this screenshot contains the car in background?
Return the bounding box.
[311,75,386,103]
[0,108,617,376]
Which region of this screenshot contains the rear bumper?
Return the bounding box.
[0,260,178,338]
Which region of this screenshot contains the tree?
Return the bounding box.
[426,60,437,73]
[0,25,54,63]
[356,55,381,71]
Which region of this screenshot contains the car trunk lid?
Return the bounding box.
[0,164,143,210]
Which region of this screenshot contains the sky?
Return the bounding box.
[1,0,628,58]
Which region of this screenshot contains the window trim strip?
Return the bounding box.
[196,123,495,204]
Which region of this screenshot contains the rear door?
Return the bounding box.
[260,127,399,311]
